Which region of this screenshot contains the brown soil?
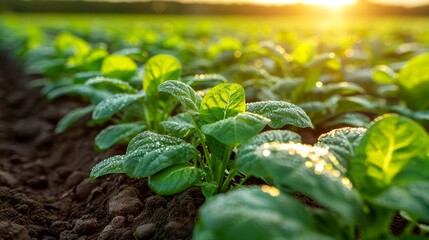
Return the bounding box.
[0,53,204,240]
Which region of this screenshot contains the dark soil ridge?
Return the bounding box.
[0,52,204,240]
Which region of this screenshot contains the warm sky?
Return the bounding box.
[174,0,429,7]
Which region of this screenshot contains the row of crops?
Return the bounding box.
[1,15,429,239]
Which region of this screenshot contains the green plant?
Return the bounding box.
[49,52,140,135]
[194,114,429,239]
[90,81,313,197]
[88,54,182,150]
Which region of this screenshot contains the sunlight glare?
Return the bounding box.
[254,0,357,8]
[301,0,356,7]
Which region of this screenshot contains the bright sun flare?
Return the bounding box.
[257,0,357,7]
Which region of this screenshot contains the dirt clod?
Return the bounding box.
[0,170,19,187]
[0,221,30,240]
[111,216,127,229]
[72,218,100,236]
[109,187,144,217]
[135,223,157,239]
[51,221,73,236]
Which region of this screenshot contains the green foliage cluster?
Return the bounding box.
[195,114,429,239]
[1,15,429,239]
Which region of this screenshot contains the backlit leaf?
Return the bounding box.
[199,83,245,125]
[373,65,397,84]
[350,115,429,191]
[101,55,137,81]
[398,53,429,110]
[143,54,182,99]
[55,32,90,57]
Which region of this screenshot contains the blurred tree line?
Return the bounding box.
[0,0,428,15]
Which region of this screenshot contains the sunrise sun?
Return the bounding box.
[301,0,357,7]
[256,0,357,8]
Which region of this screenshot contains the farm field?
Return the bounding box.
[0,13,429,239]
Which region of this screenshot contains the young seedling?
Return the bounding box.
[195,114,429,239]
[90,81,313,197]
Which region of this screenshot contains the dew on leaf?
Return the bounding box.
[234,50,241,58]
[261,185,280,197]
[262,149,271,157]
[257,142,352,189]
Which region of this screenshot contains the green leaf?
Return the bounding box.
[158,80,202,114]
[74,71,102,83]
[194,187,332,240]
[246,101,313,129]
[317,127,367,167]
[55,105,95,133]
[371,182,429,222]
[101,55,137,81]
[201,113,269,146]
[47,85,110,103]
[292,41,316,65]
[199,83,246,125]
[237,130,302,184]
[86,76,137,93]
[95,121,146,150]
[400,53,429,84]
[249,130,302,146]
[304,52,340,70]
[237,143,361,224]
[336,96,380,114]
[237,130,302,175]
[143,54,182,99]
[398,53,429,110]
[124,131,198,178]
[324,113,371,128]
[90,155,125,180]
[372,65,397,84]
[148,165,201,196]
[161,113,195,138]
[55,32,90,57]
[350,115,429,191]
[183,74,227,88]
[310,82,364,97]
[92,93,145,120]
[201,182,218,198]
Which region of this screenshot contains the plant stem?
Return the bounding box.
[238,175,250,186]
[220,169,238,192]
[217,145,233,193]
[192,120,214,181]
[403,222,416,236]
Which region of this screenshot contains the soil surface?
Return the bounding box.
[0,52,204,240]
